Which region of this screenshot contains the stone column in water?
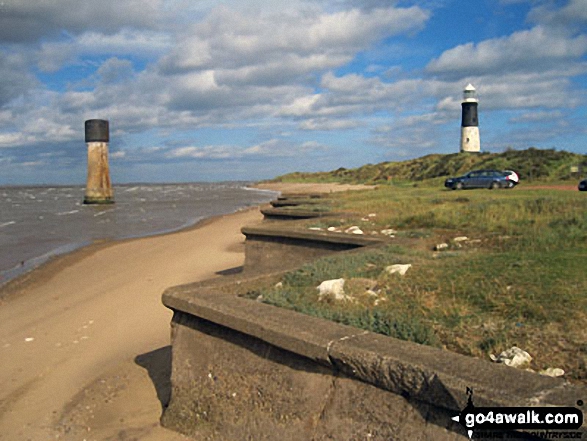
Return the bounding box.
[84,119,114,204]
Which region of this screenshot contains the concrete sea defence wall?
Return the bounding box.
[161,199,586,440]
[241,225,384,274]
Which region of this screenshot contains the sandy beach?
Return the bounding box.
[0,206,265,441]
[0,181,375,440]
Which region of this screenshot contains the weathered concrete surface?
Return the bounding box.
[241,225,385,273]
[161,308,466,441]
[260,207,329,220]
[84,141,114,204]
[162,275,586,440]
[270,198,324,207]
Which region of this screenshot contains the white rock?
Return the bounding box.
[368,213,376,218]
[308,227,322,231]
[453,236,468,242]
[380,229,397,236]
[385,264,412,276]
[327,227,341,232]
[24,337,34,342]
[539,367,565,377]
[491,346,532,368]
[345,226,364,235]
[434,243,449,251]
[275,282,283,289]
[317,278,348,301]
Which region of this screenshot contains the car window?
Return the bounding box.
[468,172,479,178]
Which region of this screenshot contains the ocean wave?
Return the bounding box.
[94,209,115,217]
[56,210,80,216]
[0,221,16,228]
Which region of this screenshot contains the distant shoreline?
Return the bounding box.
[0,183,277,290]
[0,204,262,302]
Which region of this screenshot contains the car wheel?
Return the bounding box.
[490,181,499,190]
[456,182,463,190]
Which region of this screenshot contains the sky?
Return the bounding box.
[0,0,586,185]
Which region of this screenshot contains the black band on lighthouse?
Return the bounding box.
[461,103,478,127]
[85,119,109,142]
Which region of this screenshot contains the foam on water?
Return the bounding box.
[0,182,278,286]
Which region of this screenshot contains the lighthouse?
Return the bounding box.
[84,119,114,204]
[460,84,480,153]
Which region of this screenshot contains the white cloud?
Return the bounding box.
[0,0,163,43]
[165,138,327,160]
[37,30,172,72]
[426,26,587,77]
[299,118,361,130]
[528,0,587,32]
[167,145,235,159]
[110,151,126,159]
[0,52,38,106]
[159,5,429,80]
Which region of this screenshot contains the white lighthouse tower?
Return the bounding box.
[460,84,480,153]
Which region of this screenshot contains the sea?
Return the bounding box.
[0,183,278,286]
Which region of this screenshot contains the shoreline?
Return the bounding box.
[0,181,377,440]
[0,201,268,440]
[0,198,272,301]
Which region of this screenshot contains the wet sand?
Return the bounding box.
[0,207,264,441]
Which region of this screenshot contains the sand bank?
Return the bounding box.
[254,182,376,193]
[0,207,264,441]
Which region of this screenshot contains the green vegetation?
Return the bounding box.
[247,185,587,382]
[269,148,587,185]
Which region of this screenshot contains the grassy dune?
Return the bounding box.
[250,184,587,383]
[270,148,587,184]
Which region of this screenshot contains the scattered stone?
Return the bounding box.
[345,226,364,235]
[434,243,449,251]
[275,282,283,289]
[385,264,412,276]
[380,229,397,236]
[490,346,532,368]
[539,367,565,377]
[24,337,34,342]
[317,278,349,302]
[368,213,376,218]
[308,227,322,231]
[327,226,341,232]
[453,236,468,242]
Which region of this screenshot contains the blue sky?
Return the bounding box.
[0,0,585,185]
